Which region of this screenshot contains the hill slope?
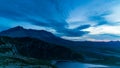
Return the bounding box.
[0,36,83,68]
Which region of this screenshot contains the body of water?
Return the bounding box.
[56,61,110,68]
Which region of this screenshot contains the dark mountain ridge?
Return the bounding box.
[0,26,75,46]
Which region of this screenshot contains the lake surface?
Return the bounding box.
[56,61,111,68]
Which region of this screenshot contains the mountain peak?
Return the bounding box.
[14,26,23,28]
[0,26,72,46]
[12,26,24,30]
[0,26,57,41]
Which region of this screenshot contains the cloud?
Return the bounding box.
[105,5,120,23]
[61,36,84,41]
[82,25,120,36]
[64,0,120,41]
[0,0,90,23]
[67,0,119,26]
[83,34,120,41]
[75,24,91,30]
[0,0,90,37]
[88,13,111,26]
[62,29,89,37]
[62,34,120,41]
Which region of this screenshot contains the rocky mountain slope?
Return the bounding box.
[0,36,83,68]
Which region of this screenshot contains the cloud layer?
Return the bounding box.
[0,0,91,37]
[0,0,120,41]
[65,0,120,41]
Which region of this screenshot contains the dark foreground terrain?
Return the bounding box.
[0,26,120,67]
[0,36,82,68]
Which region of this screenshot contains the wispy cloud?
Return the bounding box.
[82,25,120,35]
[64,0,120,41]
[105,5,120,23]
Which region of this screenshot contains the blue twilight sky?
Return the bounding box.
[0,0,120,41]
